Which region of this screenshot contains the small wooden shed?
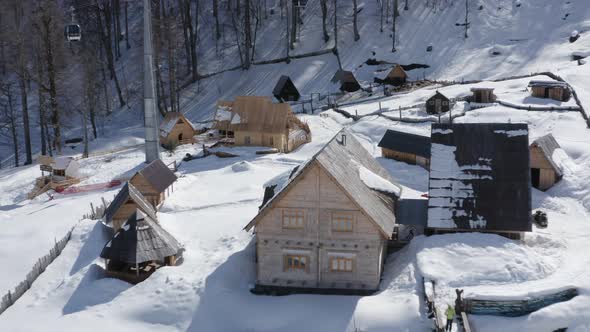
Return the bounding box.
[159,112,196,147]
[51,157,80,180]
[425,91,450,114]
[528,81,571,101]
[104,182,158,232]
[272,75,300,102]
[375,64,408,86]
[470,87,496,103]
[378,129,431,169]
[213,96,311,153]
[331,70,361,92]
[130,159,177,207]
[100,209,181,284]
[530,134,564,191]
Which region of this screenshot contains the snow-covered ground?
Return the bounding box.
[1,75,590,331]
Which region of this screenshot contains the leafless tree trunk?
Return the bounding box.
[290,1,297,49]
[244,0,252,68]
[99,3,125,108]
[353,0,360,41]
[1,83,19,166]
[125,1,130,49]
[380,0,384,32]
[392,0,397,52]
[464,0,469,39]
[333,0,342,69]
[35,47,47,156]
[214,0,221,40]
[321,0,329,42]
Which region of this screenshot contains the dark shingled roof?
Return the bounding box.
[272,75,300,102]
[378,129,431,158]
[531,134,563,177]
[104,183,157,224]
[135,159,177,193]
[427,91,449,103]
[100,210,181,264]
[428,123,532,232]
[245,129,400,238]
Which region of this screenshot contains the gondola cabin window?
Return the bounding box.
[330,256,354,272]
[331,211,353,232]
[284,254,308,271]
[282,209,304,229]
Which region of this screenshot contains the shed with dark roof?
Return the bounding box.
[272,75,300,102]
[104,182,157,232]
[426,91,450,115]
[427,123,532,238]
[528,80,570,101]
[374,64,408,86]
[331,70,361,92]
[100,210,181,284]
[530,134,564,191]
[378,129,431,169]
[470,87,496,103]
[245,129,400,294]
[130,159,177,207]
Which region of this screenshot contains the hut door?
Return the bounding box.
[544,89,549,99]
[435,99,442,113]
[531,168,540,189]
[178,133,183,142]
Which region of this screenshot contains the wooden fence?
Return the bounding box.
[0,224,77,315]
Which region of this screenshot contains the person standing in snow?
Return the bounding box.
[445,304,455,331]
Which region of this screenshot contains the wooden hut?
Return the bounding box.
[129,159,177,207]
[244,129,400,295]
[51,157,80,181]
[213,96,311,153]
[427,123,531,239]
[272,75,300,102]
[100,209,181,284]
[470,87,496,103]
[375,64,407,86]
[425,91,450,114]
[529,134,564,191]
[528,81,571,101]
[104,182,158,232]
[159,112,196,147]
[378,129,430,169]
[331,70,361,92]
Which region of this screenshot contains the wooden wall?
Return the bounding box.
[160,122,195,146]
[530,145,558,191]
[255,163,386,291]
[130,174,163,206]
[112,200,140,231]
[382,148,430,169]
[472,90,494,103]
[234,130,287,152]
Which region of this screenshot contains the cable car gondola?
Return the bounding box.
[65,24,82,42]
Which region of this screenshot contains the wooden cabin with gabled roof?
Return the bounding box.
[130,159,177,207]
[213,96,311,153]
[159,112,196,147]
[245,129,402,295]
[427,123,532,239]
[331,70,361,93]
[375,64,408,86]
[104,182,157,232]
[470,87,496,103]
[530,134,564,191]
[273,75,300,102]
[425,91,450,114]
[528,80,571,101]
[100,209,181,284]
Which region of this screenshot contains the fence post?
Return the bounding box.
[399,106,402,120]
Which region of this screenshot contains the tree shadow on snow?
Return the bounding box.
[186,239,361,332]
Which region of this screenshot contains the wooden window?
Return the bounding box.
[282,209,304,229]
[244,136,251,145]
[53,169,65,177]
[284,254,308,271]
[331,211,353,232]
[442,101,449,106]
[429,100,435,105]
[330,256,354,272]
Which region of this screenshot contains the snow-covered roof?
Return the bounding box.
[52,157,75,170]
[245,129,399,238]
[531,134,564,177]
[528,80,568,88]
[427,123,532,232]
[159,112,196,135]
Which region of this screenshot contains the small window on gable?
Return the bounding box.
[284,254,308,271]
[330,256,354,272]
[331,211,353,232]
[442,101,449,106]
[282,209,304,229]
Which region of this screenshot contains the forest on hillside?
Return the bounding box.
[0,0,467,166]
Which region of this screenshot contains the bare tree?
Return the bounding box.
[464,0,469,39]
[0,82,19,166]
[320,0,329,42]
[392,0,398,52]
[333,0,342,69]
[353,0,360,41]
